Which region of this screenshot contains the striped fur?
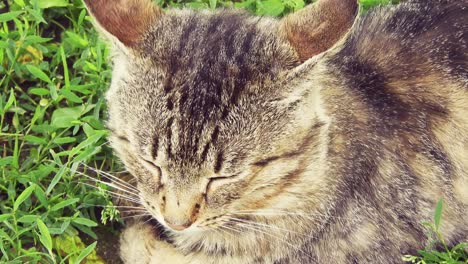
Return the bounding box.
[86,0,468,263]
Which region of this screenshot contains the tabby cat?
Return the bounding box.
[84,0,467,263]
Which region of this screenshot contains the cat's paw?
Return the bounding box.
[120,222,189,264]
[120,222,157,263]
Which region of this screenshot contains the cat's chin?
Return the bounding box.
[171,227,232,254]
[141,217,213,245]
[147,217,216,238]
[142,217,170,240]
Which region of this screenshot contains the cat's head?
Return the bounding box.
[85,0,357,233]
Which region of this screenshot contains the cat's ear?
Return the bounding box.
[280,0,358,61]
[83,0,162,48]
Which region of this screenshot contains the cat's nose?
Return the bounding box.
[164,219,192,231]
[161,188,203,231]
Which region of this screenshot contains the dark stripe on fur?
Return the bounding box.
[166,97,174,110]
[151,137,159,159]
[163,15,197,94]
[200,126,220,162]
[214,152,224,173]
[252,151,301,167]
[166,117,174,158]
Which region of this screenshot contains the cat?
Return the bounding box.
[83,0,468,263]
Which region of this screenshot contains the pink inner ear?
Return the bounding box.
[280,0,358,61]
[84,0,161,47]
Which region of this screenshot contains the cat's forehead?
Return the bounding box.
[130,10,298,120]
[138,9,298,76]
[126,77,290,170]
[108,10,302,170]
[144,9,267,48]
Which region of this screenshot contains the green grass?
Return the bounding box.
[1,0,125,262]
[0,0,465,263]
[402,200,468,264]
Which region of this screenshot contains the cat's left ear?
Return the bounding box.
[83,0,162,48]
[280,0,358,61]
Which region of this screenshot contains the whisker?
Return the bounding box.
[80,163,138,191]
[77,180,139,201]
[50,160,139,195]
[210,226,224,237]
[66,180,139,202]
[120,213,152,220]
[75,168,138,194]
[122,209,148,213]
[228,217,301,235]
[143,217,158,226]
[218,224,243,234]
[231,209,335,220]
[232,211,312,218]
[232,220,314,259]
[233,221,281,239]
[80,203,146,210]
[78,182,142,204]
[70,169,140,197]
[213,226,236,241]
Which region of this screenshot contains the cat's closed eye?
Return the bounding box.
[140,158,162,174]
[208,174,240,182]
[206,174,241,193]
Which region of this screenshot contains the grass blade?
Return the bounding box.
[13,184,36,211]
[50,198,80,212]
[25,65,52,84]
[72,217,98,227]
[74,241,97,264]
[36,219,53,256]
[434,199,443,230]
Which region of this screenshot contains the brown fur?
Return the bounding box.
[280,0,358,61]
[83,0,161,47]
[85,0,468,263]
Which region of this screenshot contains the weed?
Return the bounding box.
[1,0,118,262]
[402,200,468,264]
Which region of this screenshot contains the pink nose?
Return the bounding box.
[164,219,192,231]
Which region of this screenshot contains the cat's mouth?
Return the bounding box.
[145,216,173,240]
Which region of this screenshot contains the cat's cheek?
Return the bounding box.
[109,145,136,172]
[109,145,149,181]
[205,180,244,208]
[205,179,222,197]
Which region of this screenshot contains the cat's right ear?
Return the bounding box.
[83,0,162,49]
[279,0,358,62]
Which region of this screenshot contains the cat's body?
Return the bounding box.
[84,0,467,263]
